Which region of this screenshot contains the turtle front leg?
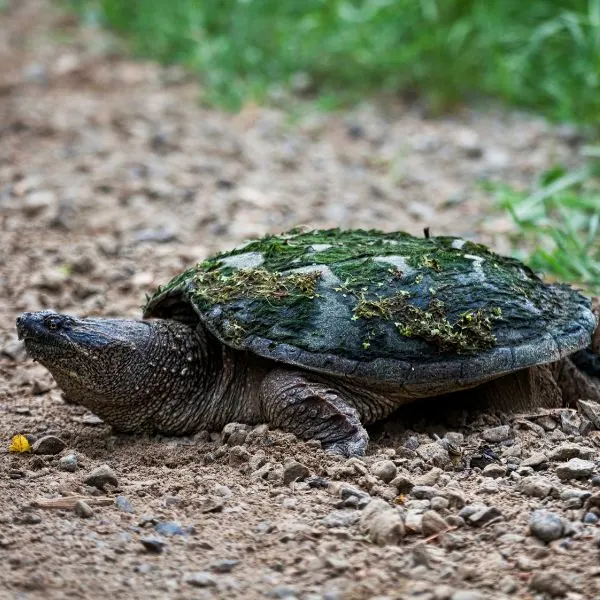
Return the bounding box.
[259,369,369,457]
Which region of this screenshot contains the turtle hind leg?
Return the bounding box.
[259,369,369,457]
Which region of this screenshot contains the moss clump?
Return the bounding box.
[193,267,320,305]
[354,294,501,353]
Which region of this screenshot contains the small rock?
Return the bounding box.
[430,496,449,511]
[584,512,599,524]
[210,559,240,573]
[84,464,118,489]
[283,459,309,485]
[359,499,404,545]
[417,443,450,468]
[481,425,510,443]
[16,512,42,525]
[155,521,186,536]
[414,467,442,486]
[222,422,249,446]
[58,454,78,472]
[186,572,217,588]
[529,570,569,597]
[521,452,548,469]
[529,510,564,543]
[464,505,503,527]
[556,458,595,480]
[577,399,600,429]
[482,464,506,478]
[479,479,499,494]
[321,509,360,528]
[421,510,449,536]
[390,475,413,493]
[199,497,224,513]
[23,190,56,216]
[32,435,66,455]
[228,445,251,466]
[116,496,135,513]
[549,443,594,461]
[31,379,52,395]
[74,500,94,519]
[411,485,437,500]
[140,537,165,554]
[520,476,554,498]
[404,510,423,534]
[370,460,397,483]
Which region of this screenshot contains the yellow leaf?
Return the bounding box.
[9,434,31,453]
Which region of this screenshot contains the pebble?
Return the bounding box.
[556,458,595,480]
[404,510,423,534]
[74,501,94,519]
[482,464,506,478]
[370,460,397,483]
[584,512,599,524]
[421,510,449,535]
[479,479,499,494]
[282,459,310,485]
[521,452,548,469]
[519,476,554,498]
[84,464,118,489]
[529,510,565,543]
[529,570,569,597]
[414,467,443,486]
[140,537,165,553]
[417,443,450,468]
[549,443,594,461]
[390,475,414,493]
[359,499,404,545]
[185,572,217,587]
[32,435,66,455]
[462,505,503,527]
[116,496,135,513]
[155,521,189,536]
[321,509,360,528]
[430,496,449,511]
[481,425,510,443]
[577,399,600,429]
[58,454,78,472]
[411,485,437,500]
[222,422,249,446]
[210,559,240,573]
[228,445,251,466]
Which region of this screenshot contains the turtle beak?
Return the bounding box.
[16,311,58,341]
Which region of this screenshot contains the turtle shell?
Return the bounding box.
[144,229,596,394]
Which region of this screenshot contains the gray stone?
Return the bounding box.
[222,422,249,446]
[421,510,449,536]
[451,591,487,600]
[482,464,506,478]
[359,499,404,545]
[577,399,600,429]
[417,443,450,468]
[390,475,413,493]
[74,500,94,519]
[186,572,217,587]
[414,467,443,486]
[521,452,548,469]
[549,443,594,461]
[228,445,251,466]
[283,459,309,485]
[58,454,78,472]
[210,559,240,573]
[32,435,66,455]
[556,458,595,480]
[84,464,118,489]
[411,485,437,500]
[404,510,423,534]
[116,496,135,513]
[430,496,449,511]
[370,460,397,483]
[321,510,360,528]
[519,476,554,498]
[140,536,165,553]
[465,505,503,527]
[529,510,565,543]
[481,425,510,443]
[529,570,569,597]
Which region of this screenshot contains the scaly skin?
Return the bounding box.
[15,311,600,456]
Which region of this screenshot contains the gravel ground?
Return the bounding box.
[1,2,600,599]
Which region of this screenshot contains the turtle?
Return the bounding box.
[16,228,600,456]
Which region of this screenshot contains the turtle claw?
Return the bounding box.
[324,429,369,457]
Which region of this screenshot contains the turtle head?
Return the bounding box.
[16,311,170,427]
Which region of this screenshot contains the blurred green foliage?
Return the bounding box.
[490,163,600,293]
[71,0,600,119]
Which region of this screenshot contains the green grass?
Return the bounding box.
[70,0,600,120]
[489,164,600,294]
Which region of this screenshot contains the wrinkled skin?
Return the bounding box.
[16,310,600,456]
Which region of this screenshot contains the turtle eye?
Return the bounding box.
[44,315,62,332]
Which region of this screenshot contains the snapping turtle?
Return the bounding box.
[16,229,600,455]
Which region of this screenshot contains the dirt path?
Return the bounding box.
[1,2,599,599]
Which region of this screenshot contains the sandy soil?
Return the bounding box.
[1,2,600,599]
